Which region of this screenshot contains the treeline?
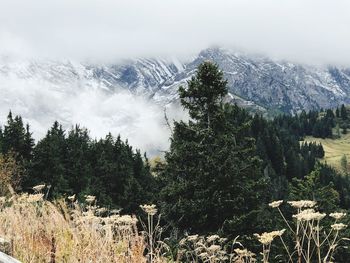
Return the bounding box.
[272,104,349,140]
[0,114,155,213]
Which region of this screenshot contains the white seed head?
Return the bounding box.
[288,200,316,209]
[207,244,221,252]
[186,234,199,242]
[269,200,283,208]
[0,196,6,204]
[27,194,44,203]
[206,234,220,243]
[293,209,326,221]
[110,209,122,215]
[96,207,107,214]
[32,184,46,193]
[254,229,285,245]
[67,194,76,201]
[234,248,256,257]
[85,195,96,204]
[330,212,346,220]
[331,223,347,231]
[140,204,157,215]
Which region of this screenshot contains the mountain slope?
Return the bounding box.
[1,47,350,152]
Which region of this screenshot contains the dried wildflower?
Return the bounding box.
[254,229,285,245]
[186,234,199,241]
[219,237,227,243]
[110,209,122,215]
[140,204,157,216]
[206,234,220,243]
[17,193,29,202]
[67,194,76,202]
[85,195,96,204]
[82,210,94,217]
[331,223,347,231]
[198,252,208,258]
[27,194,44,202]
[288,200,316,209]
[96,207,107,215]
[207,244,221,252]
[293,209,326,221]
[269,200,283,208]
[116,215,138,225]
[32,184,45,193]
[330,212,346,220]
[179,238,187,246]
[234,248,256,257]
[0,196,6,205]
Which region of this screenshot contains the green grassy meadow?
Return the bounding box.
[305,132,350,171]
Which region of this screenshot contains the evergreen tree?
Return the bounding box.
[341,154,348,173]
[342,125,347,134]
[340,104,348,120]
[65,125,92,196]
[90,134,153,212]
[160,62,269,236]
[336,107,340,118]
[336,123,341,138]
[2,112,34,161]
[289,167,340,212]
[178,62,228,130]
[29,121,68,197]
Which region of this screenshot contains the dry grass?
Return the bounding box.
[0,193,167,263]
[304,133,350,172]
[1,192,348,262]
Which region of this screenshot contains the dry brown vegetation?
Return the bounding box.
[0,192,165,263]
[0,189,348,263]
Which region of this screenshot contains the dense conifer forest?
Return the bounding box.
[1,62,350,261]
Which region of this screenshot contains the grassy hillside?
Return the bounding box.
[304,132,350,172]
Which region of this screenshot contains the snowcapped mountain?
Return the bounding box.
[87,47,350,114]
[1,47,350,152]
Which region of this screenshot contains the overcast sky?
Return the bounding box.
[1,0,350,65]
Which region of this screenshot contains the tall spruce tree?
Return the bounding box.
[159,62,269,236]
[65,125,92,196]
[341,104,348,120]
[2,112,34,161]
[29,121,69,197]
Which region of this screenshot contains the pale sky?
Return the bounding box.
[1,0,350,65]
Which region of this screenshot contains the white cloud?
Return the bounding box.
[0,0,350,65]
[0,60,187,154]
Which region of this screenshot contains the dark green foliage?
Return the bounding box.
[0,114,154,212]
[159,62,269,237]
[29,121,69,197]
[340,154,348,173]
[178,62,228,129]
[272,109,335,139]
[341,104,348,120]
[65,125,92,196]
[342,125,347,134]
[250,114,325,199]
[336,107,340,118]
[288,166,340,212]
[2,112,34,162]
[89,134,154,212]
